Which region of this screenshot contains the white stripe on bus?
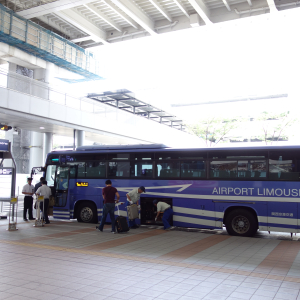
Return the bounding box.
[53,211,70,214]
[258,216,298,226]
[173,215,222,228]
[141,192,300,203]
[173,206,224,218]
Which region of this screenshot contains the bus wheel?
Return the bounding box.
[77,202,97,223]
[225,209,258,237]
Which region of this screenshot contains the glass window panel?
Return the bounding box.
[67,162,85,178]
[86,162,106,178]
[108,162,130,177]
[209,150,267,159]
[55,166,69,190]
[156,152,180,160]
[156,162,180,178]
[237,160,267,178]
[131,162,153,177]
[181,161,206,178]
[210,161,237,178]
[45,165,56,187]
[108,153,130,160]
[269,156,299,180]
[134,153,154,160]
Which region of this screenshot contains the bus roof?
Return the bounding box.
[49,144,300,157]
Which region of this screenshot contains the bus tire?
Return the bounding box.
[77,202,97,223]
[225,208,258,237]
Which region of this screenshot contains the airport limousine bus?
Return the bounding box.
[41,144,300,237]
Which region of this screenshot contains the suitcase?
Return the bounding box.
[127,204,139,220]
[115,203,129,233]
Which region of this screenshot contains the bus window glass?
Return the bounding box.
[67,162,85,178]
[108,162,130,177]
[269,156,299,180]
[56,168,69,190]
[156,152,180,160]
[181,161,205,178]
[45,165,56,186]
[86,162,106,178]
[156,162,180,178]
[134,153,154,160]
[210,161,237,178]
[131,162,153,177]
[238,160,267,178]
[209,150,267,159]
[108,153,130,160]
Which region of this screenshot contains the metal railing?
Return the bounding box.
[0,3,102,80]
[0,67,108,115]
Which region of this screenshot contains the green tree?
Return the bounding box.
[256,111,296,145]
[186,117,241,147]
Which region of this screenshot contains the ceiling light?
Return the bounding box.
[40,127,45,129]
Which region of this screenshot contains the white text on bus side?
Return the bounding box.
[212,187,300,197]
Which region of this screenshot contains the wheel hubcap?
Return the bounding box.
[232,215,250,234]
[80,207,93,222]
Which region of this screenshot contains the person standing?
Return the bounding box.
[35,180,52,224]
[34,177,45,193]
[153,200,173,230]
[126,186,145,229]
[97,180,120,233]
[22,178,35,221]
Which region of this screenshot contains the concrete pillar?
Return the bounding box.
[29,132,43,171]
[43,132,53,164]
[33,62,55,99]
[76,130,85,147]
[8,62,17,73]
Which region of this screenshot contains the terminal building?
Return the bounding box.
[1,1,300,299]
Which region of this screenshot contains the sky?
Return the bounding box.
[65,9,300,123]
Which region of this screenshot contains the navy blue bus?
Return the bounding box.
[43,144,300,237]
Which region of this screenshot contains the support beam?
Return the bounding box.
[35,15,75,38]
[55,9,109,44]
[110,0,157,35]
[173,0,190,18]
[149,0,173,22]
[221,0,231,11]
[266,0,278,12]
[188,0,212,24]
[18,0,95,19]
[71,36,91,43]
[83,4,123,32]
[102,0,138,29]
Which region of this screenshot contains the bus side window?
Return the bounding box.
[181,161,205,178]
[86,162,106,178]
[45,165,56,186]
[269,153,299,181]
[67,162,86,178]
[108,162,130,177]
[156,162,180,178]
[238,160,267,179]
[131,161,153,178]
[210,161,237,178]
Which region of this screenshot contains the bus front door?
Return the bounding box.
[53,166,70,219]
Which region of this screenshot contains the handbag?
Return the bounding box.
[127,204,139,220]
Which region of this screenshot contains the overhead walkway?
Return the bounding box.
[0,4,102,80]
[0,67,200,146]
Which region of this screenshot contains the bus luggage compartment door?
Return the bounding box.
[141,197,173,226]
